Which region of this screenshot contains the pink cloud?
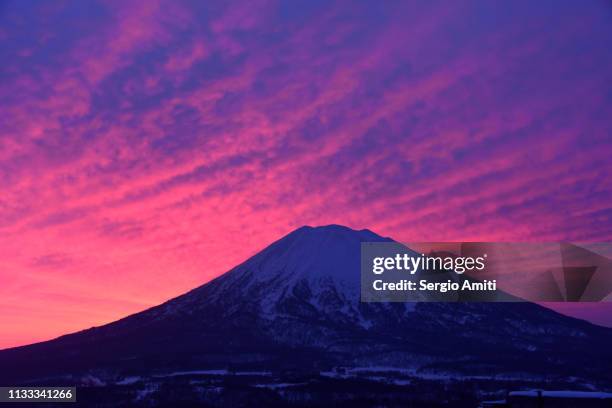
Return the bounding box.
[0,0,611,348]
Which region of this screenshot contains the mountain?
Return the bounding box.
[1,225,611,407]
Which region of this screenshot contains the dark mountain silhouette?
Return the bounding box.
[1,225,611,406]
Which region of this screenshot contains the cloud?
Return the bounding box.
[29,253,73,270]
[0,0,611,348]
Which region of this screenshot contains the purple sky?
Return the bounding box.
[1,0,611,348]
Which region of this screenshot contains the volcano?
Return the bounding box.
[1,225,611,406]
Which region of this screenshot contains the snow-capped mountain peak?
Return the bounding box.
[187,224,395,323]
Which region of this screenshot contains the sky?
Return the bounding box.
[1,0,611,349]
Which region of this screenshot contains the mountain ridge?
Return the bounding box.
[1,225,611,395]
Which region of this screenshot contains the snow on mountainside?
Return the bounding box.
[146,225,425,346]
[197,225,385,306]
[167,225,413,325]
[1,225,612,391]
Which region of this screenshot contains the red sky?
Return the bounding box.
[1,0,612,349]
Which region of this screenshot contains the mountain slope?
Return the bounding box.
[1,225,611,390]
